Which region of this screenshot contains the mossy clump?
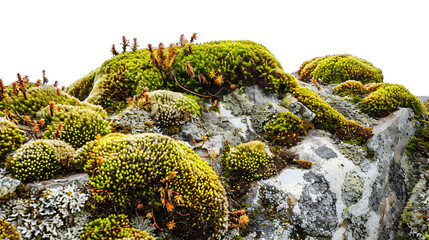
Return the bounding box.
[41,105,111,149]
[75,133,127,173]
[334,80,369,97]
[222,141,275,183]
[85,133,228,240]
[406,126,429,157]
[263,111,313,147]
[134,90,200,126]
[0,218,20,240]
[66,68,99,101]
[80,214,155,240]
[359,83,427,118]
[292,87,373,144]
[78,40,297,113]
[298,54,383,84]
[0,85,96,119]
[5,139,76,183]
[0,120,25,162]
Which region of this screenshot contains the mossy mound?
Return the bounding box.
[0,121,25,162]
[293,87,373,144]
[0,218,20,240]
[334,80,369,97]
[134,90,200,126]
[264,111,313,147]
[70,40,297,113]
[0,85,101,120]
[75,132,127,173]
[85,133,228,240]
[80,214,155,240]
[5,139,76,183]
[406,126,429,157]
[67,68,99,101]
[222,141,275,183]
[39,104,111,149]
[359,83,427,118]
[298,54,383,84]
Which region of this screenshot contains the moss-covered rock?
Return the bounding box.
[0,218,20,240]
[80,214,155,240]
[298,54,383,84]
[359,83,427,118]
[75,40,297,113]
[5,139,76,183]
[0,121,25,162]
[406,126,429,157]
[40,105,111,149]
[263,111,313,147]
[85,133,228,240]
[134,90,200,127]
[292,87,373,144]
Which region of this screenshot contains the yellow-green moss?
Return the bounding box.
[334,80,369,96]
[0,121,25,161]
[293,86,373,144]
[5,139,76,183]
[298,54,383,84]
[359,83,427,118]
[134,90,200,126]
[80,214,155,240]
[264,111,313,147]
[41,105,111,149]
[0,218,20,240]
[222,141,275,183]
[66,68,99,101]
[85,133,228,240]
[0,85,100,119]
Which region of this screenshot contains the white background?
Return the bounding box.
[1,0,428,95]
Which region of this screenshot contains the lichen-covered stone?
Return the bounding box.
[342,171,364,206]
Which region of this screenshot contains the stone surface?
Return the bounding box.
[342,171,364,206]
[0,175,21,198]
[316,145,338,159]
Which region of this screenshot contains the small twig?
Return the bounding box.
[418,209,429,218]
[150,208,164,231]
[170,71,212,98]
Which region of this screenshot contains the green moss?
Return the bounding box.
[134,90,200,127]
[293,86,373,144]
[298,54,383,84]
[263,111,313,147]
[80,214,155,240]
[359,83,427,118]
[66,68,99,101]
[85,133,228,240]
[0,218,20,240]
[75,133,127,173]
[0,121,25,162]
[222,141,275,183]
[40,105,110,149]
[406,126,429,157]
[5,139,76,183]
[0,85,100,120]
[79,40,297,113]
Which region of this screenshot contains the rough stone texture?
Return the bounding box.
[25,173,89,196]
[316,145,338,159]
[294,172,338,237]
[342,171,364,206]
[281,93,316,123]
[0,175,21,198]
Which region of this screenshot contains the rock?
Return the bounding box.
[342,171,364,206]
[0,175,21,198]
[281,93,316,122]
[294,172,338,237]
[24,173,89,196]
[316,145,337,159]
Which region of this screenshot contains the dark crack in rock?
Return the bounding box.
[315,145,337,160]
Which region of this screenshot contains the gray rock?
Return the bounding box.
[0,176,21,198]
[342,171,364,206]
[316,145,337,159]
[294,172,338,237]
[281,93,316,122]
[25,173,89,196]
